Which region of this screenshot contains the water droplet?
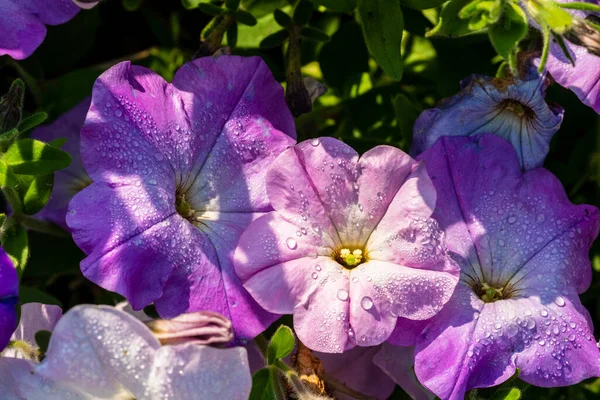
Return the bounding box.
[352,277,358,283]
[508,216,517,224]
[540,309,548,317]
[114,109,123,118]
[311,272,318,279]
[390,303,403,317]
[554,296,565,307]
[358,203,363,212]
[315,265,322,271]
[286,238,297,250]
[360,296,373,311]
[337,289,349,301]
[311,138,320,146]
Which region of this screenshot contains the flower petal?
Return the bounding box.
[3,303,62,359]
[144,344,252,400]
[0,249,18,352]
[36,305,160,398]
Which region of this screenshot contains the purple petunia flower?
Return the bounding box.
[32,98,91,231]
[0,0,81,60]
[66,56,296,342]
[0,247,18,352]
[412,135,600,400]
[234,137,459,353]
[411,67,563,171]
[0,305,252,399]
[545,0,600,113]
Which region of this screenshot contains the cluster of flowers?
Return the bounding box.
[0,0,600,399]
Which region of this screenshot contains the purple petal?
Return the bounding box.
[0,0,79,60]
[373,344,435,400]
[32,98,91,231]
[317,346,396,400]
[146,344,251,400]
[69,56,295,340]
[413,135,600,398]
[411,68,563,170]
[0,248,18,352]
[3,303,62,359]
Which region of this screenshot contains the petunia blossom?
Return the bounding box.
[0,247,18,352]
[2,302,62,359]
[0,305,252,399]
[67,55,296,342]
[32,98,91,231]
[413,135,600,400]
[234,137,459,353]
[544,0,600,113]
[0,0,81,60]
[411,66,563,170]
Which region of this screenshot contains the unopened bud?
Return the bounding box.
[0,79,25,133]
[145,311,233,347]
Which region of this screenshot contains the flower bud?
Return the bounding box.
[145,311,233,347]
[0,79,24,133]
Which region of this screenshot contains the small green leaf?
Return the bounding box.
[301,26,330,41]
[0,129,20,153]
[358,0,404,80]
[558,1,600,13]
[491,387,521,400]
[236,9,258,25]
[293,0,314,25]
[488,2,528,59]
[35,330,52,354]
[274,9,293,28]
[267,325,295,364]
[249,368,274,400]
[3,139,72,175]
[19,286,62,307]
[197,3,224,15]
[552,31,575,66]
[401,0,447,9]
[227,21,239,47]
[427,0,477,37]
[19,173,54,215]
[310,0,356,12]
[259,29,290,48]
[226,0,241,10]
[2,222,28,276]
[48,138,68,149]
[17,112,48,136]
[526,0,572,34]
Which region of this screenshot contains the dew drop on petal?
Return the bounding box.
[540,309,548,317]
[286,238,297,250]
[390,303,402,317]
[554,296,565,307]
[360,296,373,311]
[311,138,320,146]
[337,289,349,301]
[311,272,318,279]
[315,264,322,271]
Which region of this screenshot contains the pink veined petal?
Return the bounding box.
[145,344,252,400]
[36,305,161,398]
[317,345,396,400]
[373,343,435,400]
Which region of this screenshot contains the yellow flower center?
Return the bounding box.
[336,248,365,268]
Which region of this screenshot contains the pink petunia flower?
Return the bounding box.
[234,137,459,353]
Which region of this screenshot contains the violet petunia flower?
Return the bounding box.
[0,305,252,399]
[545,0,600,113]
[67,56,296,342]
[412,135,600,400]
[411,67,563,170]
[2,302,62,359]
[0,247,18,352]
[234,137,459,353]
[0,0,81,60]
[32,98,91,231]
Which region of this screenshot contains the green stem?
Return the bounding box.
[6,60,42,108]
[285,24,312,119]
[538,23,551,73]
[195,13,235,58]
[269,367,287,400]
[254,333,268,358]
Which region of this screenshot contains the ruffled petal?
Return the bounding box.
[0,248,18,352]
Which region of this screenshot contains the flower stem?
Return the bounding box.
[324,373,377,400]
[285,24,312,118]
[195,14,235,58]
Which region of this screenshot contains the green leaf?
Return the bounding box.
[236,9,258,25]
[241,0,288,18]
[267,325,295,364]
[3,222,28,276]
[35,330,52,354]
[0,129,20,153]
[491,387,521,400]
[274,9,293,28]
[526,0,572,34]
[19,286,62,307]
[227,22,239,47]
[488,2,528,59]
[226,0,241,10]
[552,31,575,66]
[427,0,477,37]
[181,0,210,10]
[310,0,356,12]
[249,368,274,400]
[260,29,290,48]
[18,173,54,215]
[197,3,224,15]
[235,5,292,47]
[3,139,72,175]
[17,112,48,136]
[293,0,314,25]
[301,26,330,41]
[401,0,448,9]
[357,0,404,80]
[559,1,600,12]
